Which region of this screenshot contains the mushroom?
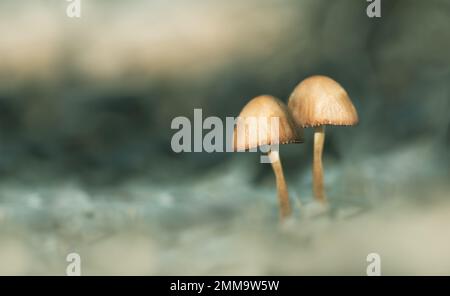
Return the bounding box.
[234,95,303,220]
[288,75,358,204]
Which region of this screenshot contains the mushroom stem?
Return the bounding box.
[268,150,292,220]
[313,126,327,204]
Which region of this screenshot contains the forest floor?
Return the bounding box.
[0,141,449,275]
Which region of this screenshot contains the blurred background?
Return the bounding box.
[0,0,449,275]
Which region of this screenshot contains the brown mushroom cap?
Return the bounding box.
[233,95,303,151]
[288,75,359,127]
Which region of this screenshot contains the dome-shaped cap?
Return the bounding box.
[288,75,359,127]
[233,95,303,151]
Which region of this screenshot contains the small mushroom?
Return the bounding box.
[288,76,358,204]
[234,95,303,220]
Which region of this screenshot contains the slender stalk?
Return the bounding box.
[268,150,292,220]
[313,126,327,203]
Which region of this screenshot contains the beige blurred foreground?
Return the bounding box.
[0,142,449,275]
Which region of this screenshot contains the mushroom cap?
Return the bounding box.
[288,75,359,127]
[233,95,303,151]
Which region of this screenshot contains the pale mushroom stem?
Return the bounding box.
[268,150,292,220]
[313,126,327,204]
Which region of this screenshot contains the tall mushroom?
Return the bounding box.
[234,95,303,220]
[288,76,358,204]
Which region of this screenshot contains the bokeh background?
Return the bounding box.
[0,0,449,275]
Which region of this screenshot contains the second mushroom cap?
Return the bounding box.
[288,75,359,127]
